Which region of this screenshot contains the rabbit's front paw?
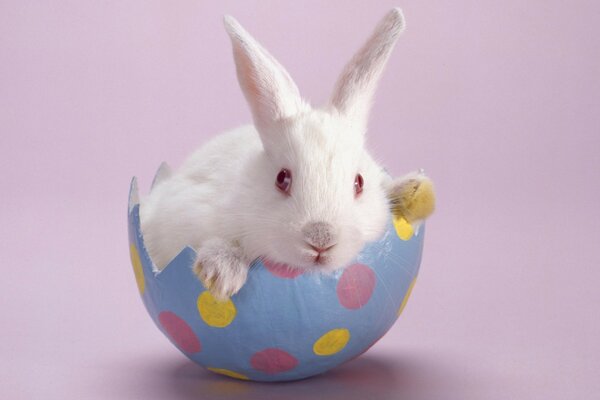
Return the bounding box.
[388,171,436,223]
[193,238,249,301]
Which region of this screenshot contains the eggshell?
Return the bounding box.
[128,174,425,382]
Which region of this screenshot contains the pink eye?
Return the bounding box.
[275,168,292,195]
[354,173,364,197]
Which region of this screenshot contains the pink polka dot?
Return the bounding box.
[263,259,304,279]
[158,311,201,354]
[250,348,298,374]
[336,263,376,309]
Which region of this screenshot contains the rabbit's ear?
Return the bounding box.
[224,16,306,138]
[329,8,405,128]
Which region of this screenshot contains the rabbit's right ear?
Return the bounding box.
[329,8,405,130]
[224,16,306,147]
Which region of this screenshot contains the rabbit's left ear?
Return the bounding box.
[329,8,405,129]
[224,16,306,143]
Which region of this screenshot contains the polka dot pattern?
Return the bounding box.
[128,176,426,382]
[250,348,298,374]
[129,243,145,294]
[393,216,414,241]
[158,311,201,353]
[263,259,304,279]
[197,291,237,328]
[207,367,249,380]
[336,264,376,309]
[313,328,350,356]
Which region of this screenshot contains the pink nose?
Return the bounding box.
[302,221,337,250]
[308,243,336,253]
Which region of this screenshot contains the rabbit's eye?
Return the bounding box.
[354,173,364,197]
[276,168,292,195]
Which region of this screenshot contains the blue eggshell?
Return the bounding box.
[127,176,425,382]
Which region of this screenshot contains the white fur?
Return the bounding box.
[330,8,406,129]
[140,8,419,299]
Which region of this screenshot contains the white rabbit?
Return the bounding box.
[140,8,435,300]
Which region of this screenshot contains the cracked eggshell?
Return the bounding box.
[127,168,425,382]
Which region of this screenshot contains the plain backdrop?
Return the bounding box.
[1,1,599,399]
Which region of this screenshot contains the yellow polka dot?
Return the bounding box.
[398,277,417,316]
[207,367,249,380]
[197,291,237,328]
[393,216,414,241]
[313,328,351,356]
[129,243,145,294]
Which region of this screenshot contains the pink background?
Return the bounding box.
[2,1,599,399]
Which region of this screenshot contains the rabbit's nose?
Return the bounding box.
[302,221,337,250]
[307,243,336,254]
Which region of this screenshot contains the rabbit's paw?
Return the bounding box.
[388,171,436,223]
[193,238,249,301]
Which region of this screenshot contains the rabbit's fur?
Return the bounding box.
[140,8,435,300]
